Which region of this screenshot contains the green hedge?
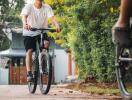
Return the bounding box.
[58,0,120,82]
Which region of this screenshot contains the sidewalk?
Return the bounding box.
[0,85,121,100]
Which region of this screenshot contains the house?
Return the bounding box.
[0,28,78,85]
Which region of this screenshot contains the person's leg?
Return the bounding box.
[38,34,49,49]
[44,40,50,49]
[114,0,132,28]
[26,49,32,72]
[24,36,36,81]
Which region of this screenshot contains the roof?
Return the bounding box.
[0,28,64,58]
[0,49,26,57]
[3,28,23,41]
[11,28,23,34]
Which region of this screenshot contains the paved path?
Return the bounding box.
[0,85,121,100]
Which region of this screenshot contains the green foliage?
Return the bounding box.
[53,0,120,82]
[0,0,24,50]
[73,0,119,82]
[0,0,24,24]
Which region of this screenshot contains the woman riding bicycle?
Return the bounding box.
[20,0,60,82]
[112,0,132,47]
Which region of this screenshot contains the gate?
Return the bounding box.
[10,66,27,84]
[9,57,27,84]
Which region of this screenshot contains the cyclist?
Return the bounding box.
[20,0,60,82]
[112,0,132,47]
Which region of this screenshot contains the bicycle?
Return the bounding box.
[115,32,132,99]
[28,28,56,94]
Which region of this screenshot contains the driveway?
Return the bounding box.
[0,85,121,100]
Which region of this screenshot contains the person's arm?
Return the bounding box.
[46,4,60,32]
[50,16,60,32]
[21,16,31,30]
[20,4,31,30]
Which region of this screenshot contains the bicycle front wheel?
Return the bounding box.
[39,52,52,94]
[28,52,39,94]
[116,46,132,99]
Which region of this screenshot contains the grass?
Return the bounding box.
[67,83,120,95]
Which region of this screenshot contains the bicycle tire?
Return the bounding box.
[28,52,39,94]
[116,46,132,99]
[39,53,52,94]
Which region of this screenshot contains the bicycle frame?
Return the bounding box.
[35,32,48,74]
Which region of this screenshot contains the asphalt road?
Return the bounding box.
[0,85,121,100]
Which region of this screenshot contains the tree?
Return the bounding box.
[0,0,24,50]
[63,0,120,82]
[47,0,120,82]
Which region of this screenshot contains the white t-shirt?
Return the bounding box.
[20,4,54,37]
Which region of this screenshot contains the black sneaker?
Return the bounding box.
[43,68,48,75]
[27,71,33,82]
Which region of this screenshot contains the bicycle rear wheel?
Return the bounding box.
[39,52,52,94]
[116,46,132,99]
[28,52,39,94]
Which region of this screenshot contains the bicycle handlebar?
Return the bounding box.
[30,28,56,32]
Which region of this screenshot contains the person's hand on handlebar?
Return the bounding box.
[51,16,61,33]
[23,23,31,31]
[22,16,31,31]
[55,24,61,33]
